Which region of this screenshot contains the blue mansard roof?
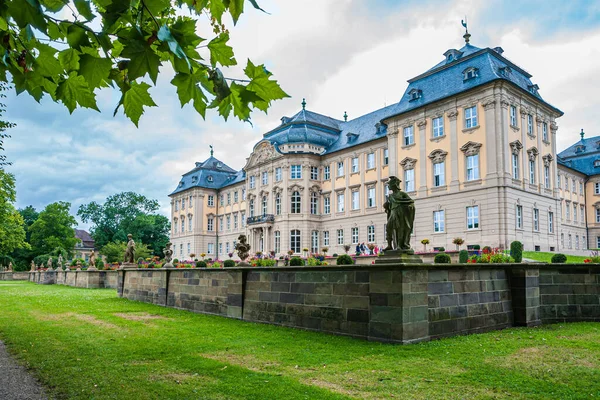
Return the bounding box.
[170,156,242,195]
[558,134,600,176]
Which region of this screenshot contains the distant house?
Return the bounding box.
[74,229,95,262]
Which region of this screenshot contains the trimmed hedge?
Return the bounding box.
[223,260,235,268]
[551,253,567,263]
[459,250,469,263]
[289,257,304,266]
[510,241,523,263]
[336,254,354,265]
[195,261,207,268]
[434,253,451,264]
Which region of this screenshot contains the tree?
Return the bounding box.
[0,82,16,166]
[19,205,39,242]
[0,0,288,126]
[29,201,78,257]
[0,169,29,255]
[78,191,170,255]
[100,241,151,264]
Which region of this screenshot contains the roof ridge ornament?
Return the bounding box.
[301,98,306,110]
[209,144,214,157]
[461,17,471,44]
[343,111,348,122]
[581,128,585,141]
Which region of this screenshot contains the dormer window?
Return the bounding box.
[178,181,184,188]
[443,49,463,63]
[575,145,585,154]
[191,176,198,183]
[207,175,214,182]
[528,84,539,95]
[375,122,387,135]
[463,67,478,81]
[346,132,359,142]
[595,160,600,168]
[498,66,512,77]
[408,89,422,101]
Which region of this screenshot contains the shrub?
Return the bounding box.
[196,261,207,268]
[355,251,361,256]
[137,257,145,264]
[438,247,445,252]
[434,253,451,264]
[211,261,222,268]
[459,250,469,263]
[452,237,464,249]
[482,246,492,254]
[262,259,276,267]
[148,262,156,268]
[223,260,235,268]
[473,244,481,250]
[551,253,567,263]
[173,258,179,264]
[289,257,304,266]
[306,257,322,266]
[332,253,338,257]
[336,254,354,265]
[510,241,523,263]
[96,259,105,270]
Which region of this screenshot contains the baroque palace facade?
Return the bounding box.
[169,34,595,260]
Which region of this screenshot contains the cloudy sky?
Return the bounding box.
[4,0,600,227]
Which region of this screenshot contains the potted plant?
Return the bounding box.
[189,253,196,260]
[453,237,465,250]
[287,249,294,256]
[421,238,430,252]
[344,244,351,254]
[200,253,206,260]
[321,247,328,256]
[367,243,375,255]
[302,248,309,257]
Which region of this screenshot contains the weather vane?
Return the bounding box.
[209,144,213,157]
[461,17,471,43]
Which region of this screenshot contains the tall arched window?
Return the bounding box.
[290,230,300,253]
[310,192,318,215]
[275,193,281,215]
[173,218,178,234]
[249,199,255,217]
[291,191,301,214]
[262,196,268,215]
[188,215,193,231]
[180,216,185,232]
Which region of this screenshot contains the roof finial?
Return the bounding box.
[343,111,348,122]
[581,129,585,141]
[461,17,471,44]
[209,144,214,157]
[301,98,306,110]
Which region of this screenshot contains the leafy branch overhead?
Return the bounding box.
[0,0,289,126]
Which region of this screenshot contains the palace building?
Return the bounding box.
[169,32,594,260]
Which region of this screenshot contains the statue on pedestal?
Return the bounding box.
[7,262,12,272]
[163,242,174,268]
[383,176,415,251]
[88,250,97,270]
[76,260,82,271]
[47,257,53,271]
[57,254,63,271]
[124,234,136,264]
[30,260,35,272]
[235,234,251,266]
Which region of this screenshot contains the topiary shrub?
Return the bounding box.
[482,246,492,254]
[223,260,235,268]
[434,253,451,264]
[173,258,179,264]
[510,241,523,263]
[289,257,304,266]
[336,254,354,265]
[438,247,445,252]
[96,259,105,270]
[195,260,207,268]
[459,250,469,263]
[551,253,567,263]
[332,253,338,258]
[473,244,481,250]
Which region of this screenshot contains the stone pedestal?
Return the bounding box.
[121,263,137,269]
[375,249,423,264]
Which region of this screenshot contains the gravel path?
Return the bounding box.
[0,341,47,400]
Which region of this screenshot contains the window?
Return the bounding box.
[432,116,444,137]
[310,166,319,180]
[262,171,268,185]
[516,205,523,229]
[291,165,302,179]
[466,206,479,230]
[337,162,344,177]
[383,148,389,165]
[234,214,238,229]
[367,187,376,208]
[275,193,281,215]
[351,227,359,244]
[291,191,301,214]
[596,182,600,194]
[433,210,445,232]
[337,229,344,245]
[173,219,178,234]
[542,122,548,142]
[241,212,246,227]
[384,184,389,200]
[290,230,300,254]
[219,243,222,254]
[533,208,539,231]
[337,193,345,212]
[404,169,415,192]
[324,166,330,180]
[219,216,223,231]
[352,191,359,210]
[512,154,519,180]
[544,166,550,188]
[574,205,578,222]
[367,153,375,169]
[566,203,570,220]
[580,182,584,194]
[572,180,576,193]
[323,231,330,246]
[227,193,231,205]
[234,191,238,203]
[510,105,517,126]
[596,208,600,223]
[464,67,477,80]
[208,195,214,207]
[565,177,569,191]
[597,236,600,249]
[207,243,214,254]
[310,192,318,215]
[249,199,255,217]
[188,216,193,231]
[261,196,267,215]
[182,199,186,209]
[187,243,190,255]
[242,188,246,200]
[433,162,445,187]
[466,154,479,181]
[351,157,359,173]
[568,234,572,249]
[324,196,330,214]
[527,114,533,135]
[311,231,319,254]
[180,244,183,256]
[181,216,185,232]
[207,217,213,231]
[275,167,282,182]
[557,175,561,186]
[403,126,414,146]
[576,235,580,250]
[274,231,280,254]
[548,212,554,233]
[465,106,477,128]
[529,160,536,184]
[583,236,587,249]
[219,195,224,205]
[581,205,585,223]
[226,242,230,254]
[367,225,375,243]
[249,176,255,189]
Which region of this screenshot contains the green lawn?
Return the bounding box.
[522,251,590,263]
[1,282,599,399]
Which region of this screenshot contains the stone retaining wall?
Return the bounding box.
[28,270,118,289]
[0,272,30,281]
[116,264,600,344]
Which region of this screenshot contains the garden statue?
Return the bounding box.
[47,257,53,271]
[235,234,251,266]
[88,250,97,270]
[58,254,63,270]
[124,234,136,264]
[30,260,35,272]
[7,262,12,272]
[163,242,174,268]
[76,260,82,270]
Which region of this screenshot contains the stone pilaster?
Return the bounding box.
[447,109,460,193]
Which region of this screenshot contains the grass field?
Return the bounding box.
[522,251,590,263]
[1,281,599,399]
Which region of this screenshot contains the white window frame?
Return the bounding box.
[249,176,255,189]
[290,230,301,254]
[311,231,319,254]
[291,165,302,179]
[351,227,359,245]
[404,169,415,192]
[324,166,331,180]
[207,195,214,207]
[544,166,550,188]
[207,243,214,254]
[323,231,330,246]
[433,210,445,233]
[337,193,345,212]
[337,229,344,245]
[275,193,281,215]
[337,162,344,177]
[367,187,376,208]
[548,212,554,233]
[324,196,330,214]
[351,157,359,173]
[510,105,517,127]
[465,106,478,128]
[310,166,319,180]
[466,206,479,230]
[512,154,519,180]
[533,208,539,231]
[432,116,444,137]
[291,191,301,214]
[262,171,268,185]
[383,148,389,165]
[542,122,548,141]
[274,231,281,253]
[433,162,445,187]
[367,225,375,243]
[403,126,414,146]
[207,217,213,231]
[466,154,479,181]
[351,190,359,210]
[275,167,282,182]
[527,114,533,135]
[529,159,536,184]
[310,192,318,215]
[516,205,523,229]
[367,153,375,169]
